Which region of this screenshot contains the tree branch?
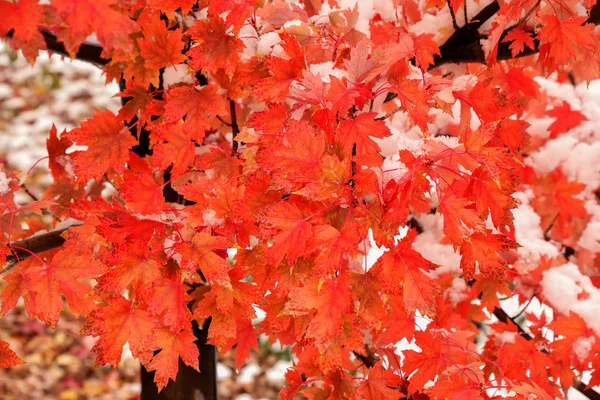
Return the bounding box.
[4,29,108,66]
[1,221,83,274]
[230,99,240,155]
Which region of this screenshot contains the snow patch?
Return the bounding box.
[541,263,600,336]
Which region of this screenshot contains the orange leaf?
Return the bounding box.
[234,318,259,370]
[538,16,596,66]
[0,340,23,368]
[138,14,187,69]
[188,15,244,73]
[66,110,136,182]
[82,296,157,367]
[163,85,225,141]
[503,28,536,58]
[338,113,390,155]
[147,328,199,391]
[460,231,517,280]
[547,102,587,138]
[438,193,485,245]
[357,361,401,399]
[371,241,437,316]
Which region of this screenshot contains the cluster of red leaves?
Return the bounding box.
[1,0,600,398]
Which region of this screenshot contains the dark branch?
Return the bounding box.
[4,29,108,66]
[1,221,83,274]
[230,99,240,155]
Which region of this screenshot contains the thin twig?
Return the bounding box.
[512,294,536,319]
[216,115,232,127]
[229,99,240,155]
[504,0,541,34]
[375,106,403,121]
[20,184,62,223]
[448,0,460,30]
[543,213,559,241]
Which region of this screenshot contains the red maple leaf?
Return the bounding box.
[162,85,225,141]
[234,318,259,370]
[188,15,244,74]
[95,246,161,296]
[551,171,587,219]
[46,125,73,181]
[176,230,233,287]
[208,0,258,34]
[151,123,196,178]
[538,16,597,67]
[503,28,536,58]
[144,270,192,332]
[137,12,187,70]
[438,193,485,245]
[52,0,137,57]
[81,296,157,367]
[338,112,390,155]
[285,272,354,352]
[120,153,167,214]
[357,361,402,399]
[254,33,305,102]
[24,241,106,326]
[370,240,437,316]
[0,340,23,368]
[0,0,46,62]
[146,328,199,391]
[460,231,517,280]
[261,201,314,267]
[412,33,441,71]
[66,110,137,182]
[547,101,588,138]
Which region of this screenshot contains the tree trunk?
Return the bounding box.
[141,320,217,400]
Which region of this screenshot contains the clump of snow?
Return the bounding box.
[283,19,303,28]
[258,32,282,56]
[338,0,375,36]
[202,209,225,227]
[380,153,407,185]
[413,213,462,276]
[308,61,346,83]
[511,190,560,262]
[375,113,425,158]
[444,278,468,306]
[578,201,600,252]
[541,263,600,336]
[163,64,193,89]
[0,171,11,195]
[492,331,517,345]
[572,336,595,363]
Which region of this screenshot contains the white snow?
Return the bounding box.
[511,191,560,262]
[0,171,11,195]
[413,214,462,276]
[541,263,600,336]
[444,277,468,306]
[572,336,595,363]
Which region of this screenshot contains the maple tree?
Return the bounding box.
[1,0,600,399]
